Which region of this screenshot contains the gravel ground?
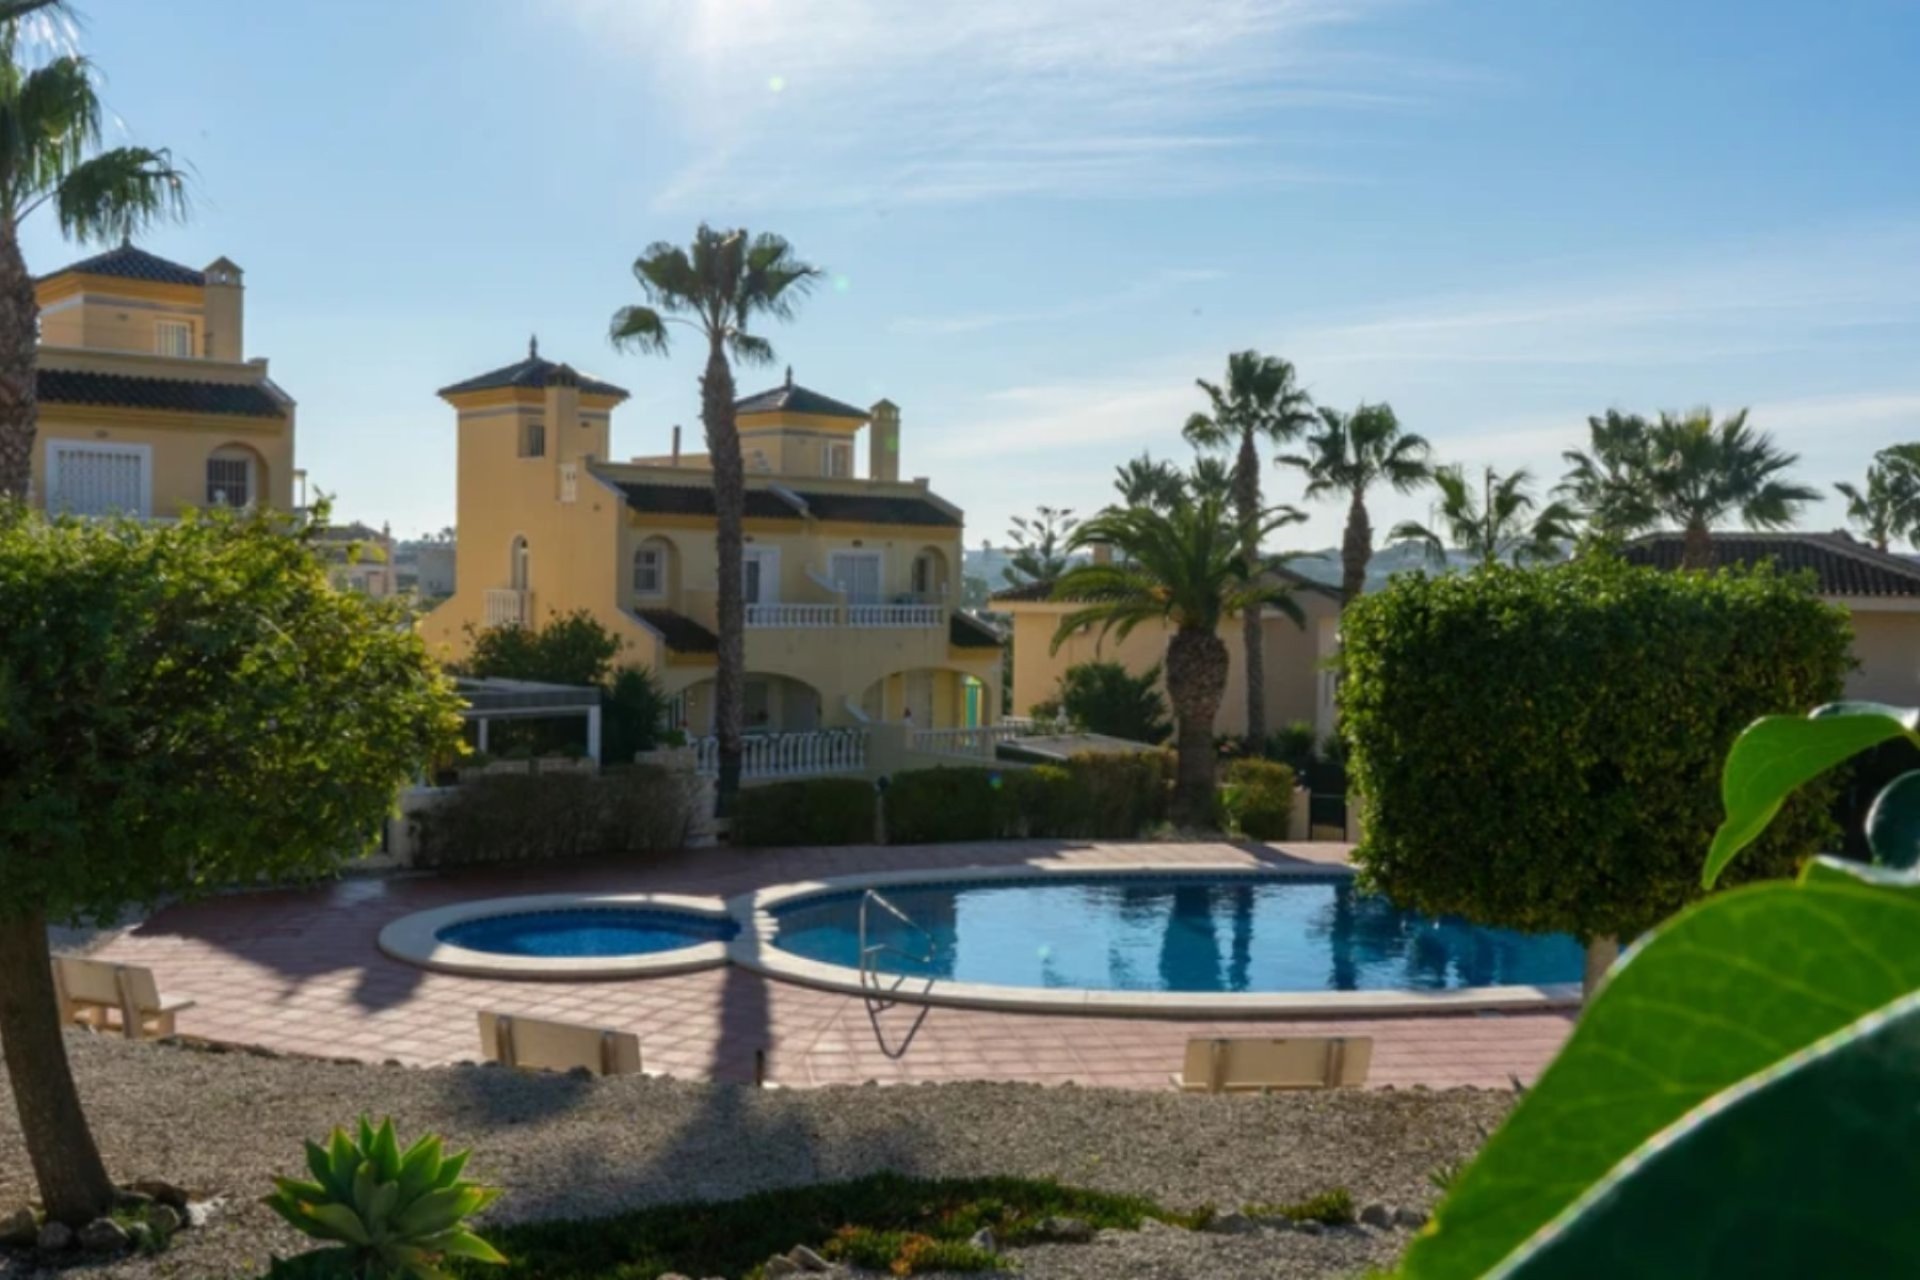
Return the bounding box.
[0,1033,1510,1279]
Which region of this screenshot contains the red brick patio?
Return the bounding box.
[90,841,1574,1090]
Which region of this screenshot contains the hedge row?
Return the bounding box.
[1219,758,1296,841]
[731,751,1175,847]
[414,765,694,867]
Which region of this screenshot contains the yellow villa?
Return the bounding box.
[421,345,1004,740]
[28,242,295,516]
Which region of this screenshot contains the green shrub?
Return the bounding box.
[264,1118,503,1279]
[1340,556,1850,948]
[1221,758,1296,840]
[1248,1187,1354,1226]
[884,767,1010,844]
[1002,765,1077,837]
[462,1172,1202,1280]
[1264,720,1319,771]
[416,766,691,867]
[1049,660,1171,744]
[733,778,877,847]
[1064,750,1173,837]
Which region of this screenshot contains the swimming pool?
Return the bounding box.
[767,873,1584,995]
[437,907,739,958]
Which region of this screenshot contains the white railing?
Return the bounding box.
[484,588,531,628]
[745,602,839,628]
[847,603,945,628]
[693,728,869,780]
[909,723,1032,760]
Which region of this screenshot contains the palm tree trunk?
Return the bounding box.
[0,908,116,1223]
[1164,625,1229,828]
[1680,521,1714,571]
[1235,430,1265,745]
[1340,489,1372,605]
[1582,935,1620,1002]
[701,340,745,814]
[0,221,39,501]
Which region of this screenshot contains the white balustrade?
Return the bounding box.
[846,603,945,628]
[909,723,1031,759]
[484,588,531,628]
[745,602,840,628]
[693,729,868,780]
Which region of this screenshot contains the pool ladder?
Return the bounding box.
[857,888,938,1007]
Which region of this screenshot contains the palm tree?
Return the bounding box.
[1183,352,1316,742]
[1281,402,1432,604]
[1639,409,1818,569]
[1002,505,1076,585]
[609,225,820,809]
[0,4,187,500]
[1558,409,1660,543]
[1052,492,1304,826]
[1113,453,1185,511]
[1391,465,1577,568]
[1835,444,1920,552]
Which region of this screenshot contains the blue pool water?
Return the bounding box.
[771,874,1584,993]
[438,908,738,958]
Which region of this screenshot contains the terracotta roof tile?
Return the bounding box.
[1621,532,1920,598]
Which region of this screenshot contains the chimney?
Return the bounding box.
[544,363,582,467]
[671,425,682,465]
[869,399,901,482]
[202,258,244,361]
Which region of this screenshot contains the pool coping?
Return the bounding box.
[726,861,1585,1018]
[376,892,736,980]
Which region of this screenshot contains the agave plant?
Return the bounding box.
[265,1118,504,1279]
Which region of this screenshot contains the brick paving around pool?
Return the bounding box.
[89,840,1574,1091]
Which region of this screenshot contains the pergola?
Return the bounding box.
[455,677,603,764]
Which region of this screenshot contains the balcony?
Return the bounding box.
[484,588,532,628]
[744,601,945,629]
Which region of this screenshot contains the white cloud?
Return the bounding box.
[889,268,1226,336]
[556,0,1456,207]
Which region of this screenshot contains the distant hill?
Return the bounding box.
[969,540,1560,596]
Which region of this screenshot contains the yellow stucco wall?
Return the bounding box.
[1845,607,1920,705]
[1008,593,1341,739]
[31,408,294,516]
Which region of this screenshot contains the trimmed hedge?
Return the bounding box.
[416,765,691,867]
[1221,758,1296,840]
[879,752,1173,845]
[733,777,877,847]
[1340,555,1852,942]
[883,768,1008,844]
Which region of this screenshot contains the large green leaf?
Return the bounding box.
[1492,991,1920,1275]
[1397,859,1920,1279]
[1702,702,1919,887]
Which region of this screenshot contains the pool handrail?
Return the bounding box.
[857,888,937,1002]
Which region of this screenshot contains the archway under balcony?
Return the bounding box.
[857,665,993,729]
[675,671,829,736]
[908,544,951,605]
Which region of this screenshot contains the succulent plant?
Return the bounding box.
[264,1118,505,1279]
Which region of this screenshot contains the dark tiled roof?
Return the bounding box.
[40,244,205,287]
[735,381,868,420]
[615,480,960,528]
[634,608,718,654]
[438,348,627,400]
[949,611,1004,649]
[1621,532,1920,599]
[992,563,1342,604]
[37,368,287,418]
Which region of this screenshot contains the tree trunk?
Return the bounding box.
[0,221,39,501]
[1583,935,1620,1002]
[0,909,115,1223]
[1164,625,1229,828]
[1340,489,1372,606]
[701,341,745,814]
[1680,521,1714,571]
[1235,429,1265,745]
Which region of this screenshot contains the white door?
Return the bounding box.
[46,440,150,517]
[743,548,780,604]
[905,670,935,724]
[830,551,883,604]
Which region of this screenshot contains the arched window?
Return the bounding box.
[509,536,530,591]
[633,542,666,596]
[205,445,258,508]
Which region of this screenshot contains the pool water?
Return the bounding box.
[437,908,738,958]
[771,874,1584,993]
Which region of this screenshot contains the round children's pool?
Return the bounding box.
[437,907,739,958]
[765,872,1584,997]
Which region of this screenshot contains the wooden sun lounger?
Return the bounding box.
[1175,1036,1373,1093]
[52,956,195,1041]
[477,1011,643,1077]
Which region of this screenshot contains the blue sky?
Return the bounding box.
[27,0,1920,549]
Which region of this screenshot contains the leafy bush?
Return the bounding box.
[265,1118,503,1279]
[416,766,691,867]
[1002,765,1077,837]
[1046,661,1171,744]
[1063,750,1174,837]
[601,666,667,761]
[1341,556,1850,951]
[884,768,1010,844]
[732,778,877,847]
[462,609,622,685]
[1220,758,1296,840]
[1397,703,1920,1278]
[1263,720,1319,772]
[463,1173,1202,1279]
